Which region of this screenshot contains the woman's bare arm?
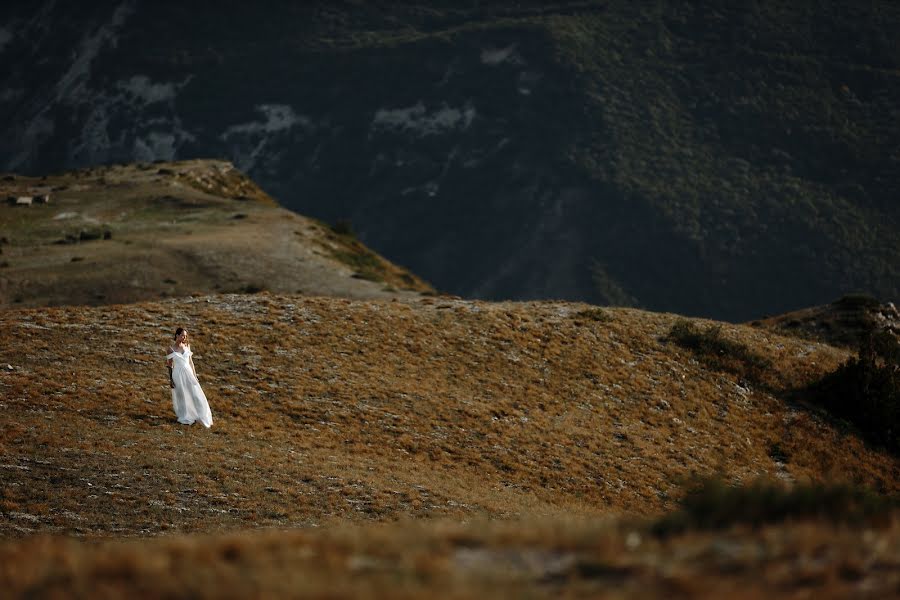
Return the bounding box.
[166,347,175,388]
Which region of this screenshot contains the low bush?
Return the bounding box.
[332,250,384,283]
[653,477,895,536]
[808,330,900,453]
[835,293,881,310]
[330,219,355,237]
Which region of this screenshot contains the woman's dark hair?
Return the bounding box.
[174,327,185,340]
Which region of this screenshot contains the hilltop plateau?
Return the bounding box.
[0,160,432,307]
[2,293,899,596]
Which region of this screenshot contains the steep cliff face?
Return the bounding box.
[2,2,898,319]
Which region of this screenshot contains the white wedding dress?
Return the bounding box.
[166,346,213,428]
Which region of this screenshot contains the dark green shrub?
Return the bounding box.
[330,219,355,237]
[667,320,771,383]
[809,331,900,453]
[331,249,385,283]
[836,294,881,310]
[79,229,103,241]
[653,478,895,536]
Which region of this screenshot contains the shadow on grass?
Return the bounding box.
[666,319,772,387]
[804,330,900,455]
[668,319,900,458]
[129,413,174,426]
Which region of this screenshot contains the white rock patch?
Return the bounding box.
[481,45,519,66]
[133,132,178,161]
[372,102,475,137]
[220,104,310,172]
[117,75,178,105]
[53,0,137,106]
[222,104,310,138]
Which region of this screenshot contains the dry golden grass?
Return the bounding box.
[3,513,900,598]
[2,293,899,596]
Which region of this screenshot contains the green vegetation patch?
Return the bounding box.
[333,249,385,282]
[835,293,882,311]
[654,478,896,536]
[323,223,389,284]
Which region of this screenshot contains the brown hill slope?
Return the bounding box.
[1,294,896,538]
[2,294,899,596]
[0,160,433,307]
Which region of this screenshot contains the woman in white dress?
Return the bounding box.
[166,327,213,428]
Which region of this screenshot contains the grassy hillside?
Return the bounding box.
[0,160,433,307]
[1,293,899,595]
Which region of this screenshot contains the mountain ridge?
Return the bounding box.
[2,1,897,320]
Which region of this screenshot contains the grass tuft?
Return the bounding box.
[573,307,613,323]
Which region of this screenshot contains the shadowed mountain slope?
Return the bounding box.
[1,1,898,319]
